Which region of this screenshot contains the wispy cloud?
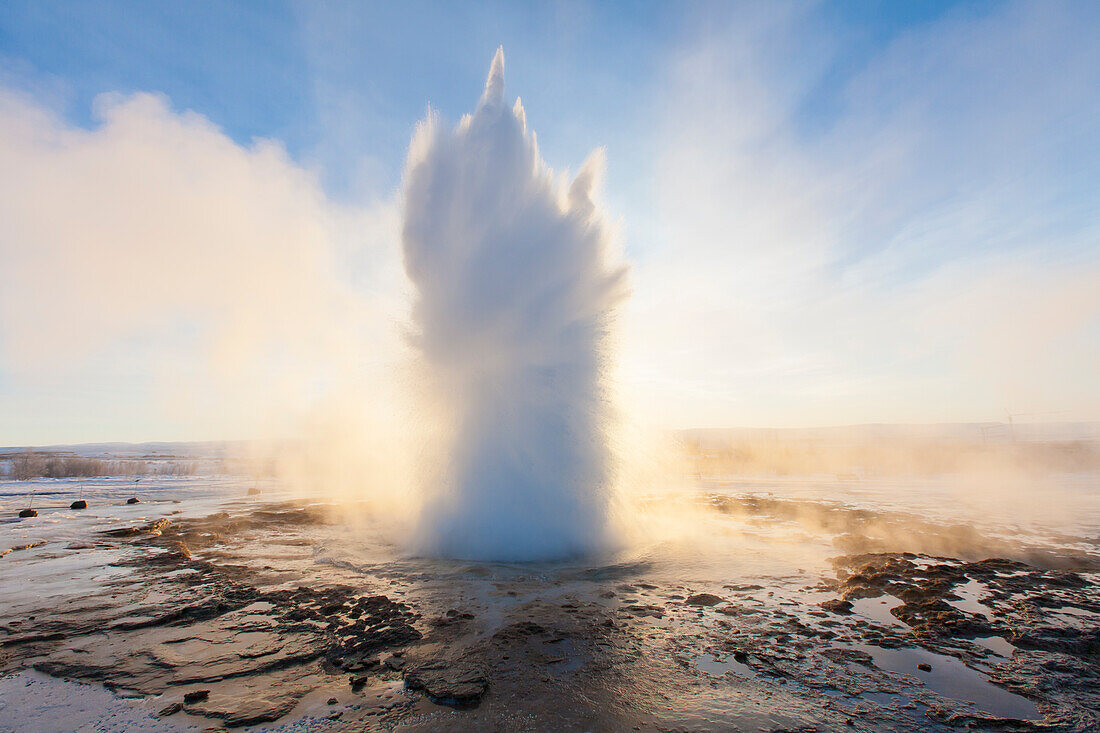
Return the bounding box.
[624,1,1100,427]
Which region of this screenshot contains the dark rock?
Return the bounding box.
[404,661,488,708]
[183,689,210,703]
[821,598,853,614]
[17,508,37,518]
[70,500,87,510]
[158,702,183,716]
[127,497,140,504]
[685,593,724,607]
[338,657,378,672]
[1047,571,1087,588]
[101,517,173,537]
[968,558,1029,575]
[384,655,406,671]
[890,598,985,635]
[326,697,338,705]
[917,663,932,672]
[822,647,875,667]
[217,698,300,727]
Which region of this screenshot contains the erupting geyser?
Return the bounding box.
[402,49,629,562]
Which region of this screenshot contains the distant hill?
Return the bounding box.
[680,422,1100,448]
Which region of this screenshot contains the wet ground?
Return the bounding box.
[1,475,1098,731]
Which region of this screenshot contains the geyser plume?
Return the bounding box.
[402,49,629,561]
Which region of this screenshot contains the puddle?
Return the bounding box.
[696,652,756,678]
[948,579,994,619]
[240,601,276,613]
[974,635,1016,657]
[1051,606,1100,628]
[0,671,197,732]
[848,644,1039,720]
[850,594,908,628]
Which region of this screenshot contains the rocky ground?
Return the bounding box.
[1,489,1098,732]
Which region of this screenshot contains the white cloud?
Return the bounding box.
[0,86,403,441]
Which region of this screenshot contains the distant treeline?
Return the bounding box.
[6,453,199,480]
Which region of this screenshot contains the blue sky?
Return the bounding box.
[1,1,971,200]
[1,1,1098,443]
[2,1,673,198]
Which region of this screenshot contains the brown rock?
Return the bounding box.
[404,661,488,708]
[821,598,853,614]
[158,702,183,717]
[183,689,210,703]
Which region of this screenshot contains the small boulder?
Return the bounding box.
[18,508,37,518]
[917,662,932,672]
[404,661,488,708]
[127,497,140,504]
[69,500,87,510]
[158,702,183,717]
[821,598,853,614]
[685,593,724,607]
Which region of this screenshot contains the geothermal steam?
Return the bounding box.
[402,49,628,561]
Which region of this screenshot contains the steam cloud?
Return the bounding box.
[402,49,629,561]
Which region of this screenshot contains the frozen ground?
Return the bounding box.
[1,471,1098,731]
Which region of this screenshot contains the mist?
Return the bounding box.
[0,84,404,445]
[1,16,1096,564]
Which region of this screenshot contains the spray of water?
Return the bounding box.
[401,49,629,561]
